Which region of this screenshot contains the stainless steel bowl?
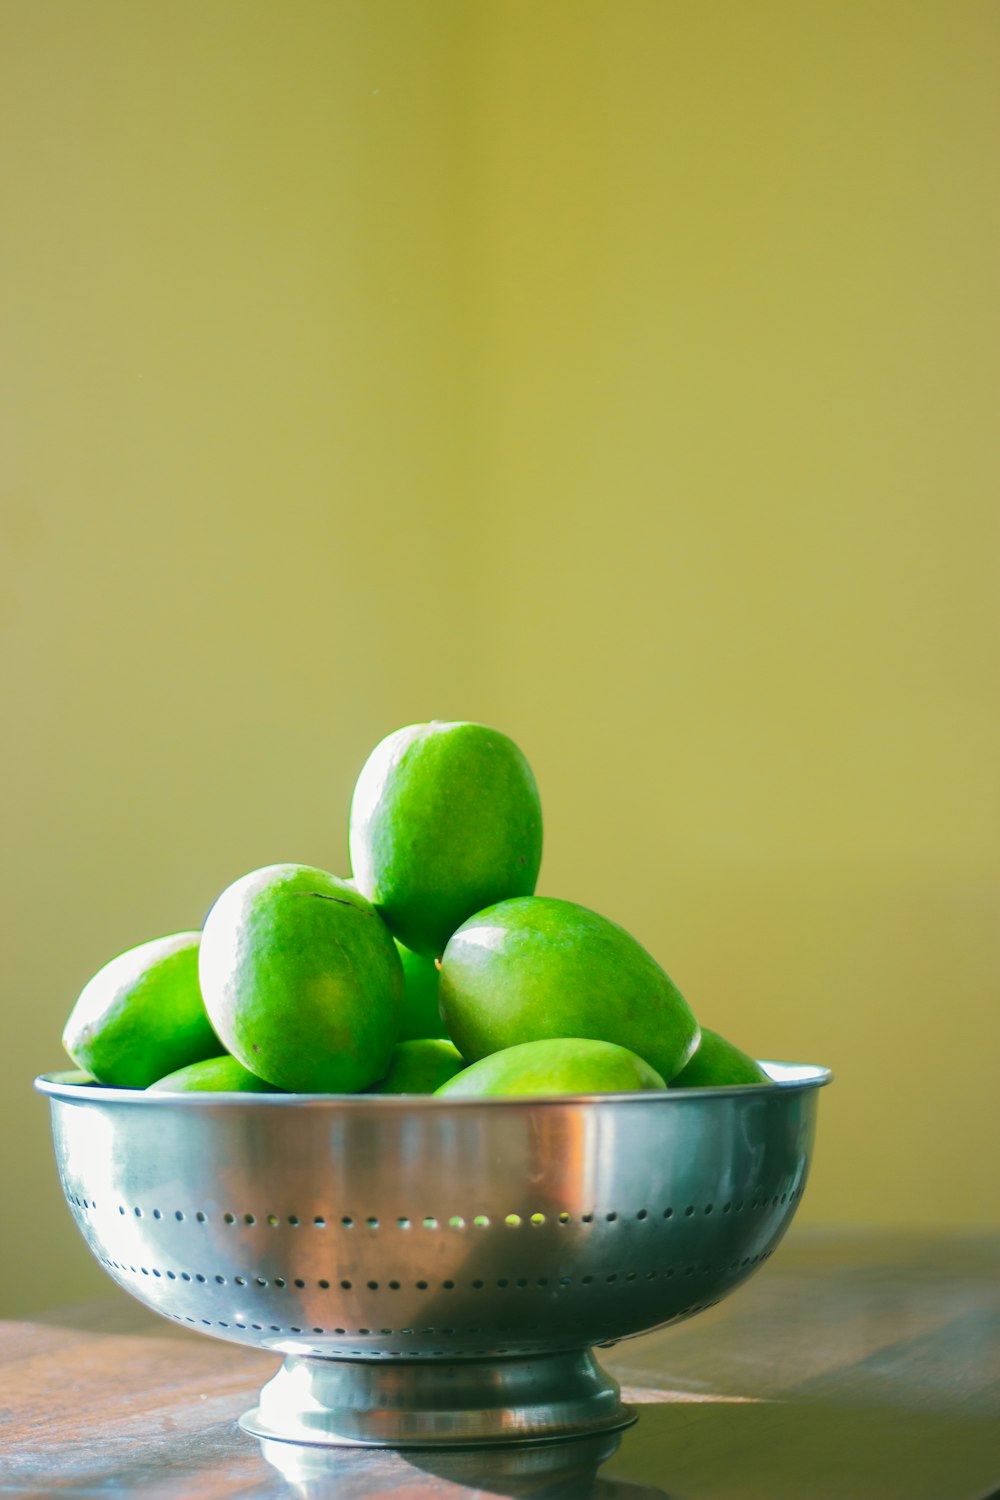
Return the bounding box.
[36,1062,830,1447]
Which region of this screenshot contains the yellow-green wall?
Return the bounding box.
[2,2,997,1316]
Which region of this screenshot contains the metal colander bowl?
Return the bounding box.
[36,1062,830,1447]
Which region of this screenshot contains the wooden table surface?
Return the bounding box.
[3,1229,998,1499]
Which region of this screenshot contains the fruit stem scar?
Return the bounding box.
[294,893,373,912]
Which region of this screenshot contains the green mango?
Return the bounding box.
[62,932,219,1088]
[199,863,404,1093]
[436,1037,665,1097]
[670,1026,769,1086]
[369,1038,465,1094]
[439,896,699,1083]
[395,940,449,1040]
[47,1068,97,1086]
[148,1055,282,1092]
[349,721,543,956]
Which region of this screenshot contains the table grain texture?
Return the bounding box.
[2,1229,998,1499]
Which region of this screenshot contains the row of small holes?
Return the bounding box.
[155,1280,749,1351]
[161,1313,571,1358]
[108,1191,801,1226]
[101,1250,772,1294]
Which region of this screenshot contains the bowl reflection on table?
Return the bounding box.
[260,1427,672,1499]
[259,1428,618,1498]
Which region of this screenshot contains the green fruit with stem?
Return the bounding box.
[670,1027,769,1086]
[439,896,698,1084]
[199,863,404,1093]
[369,1038,465,1094]
[436,1037,665,1097]
[62,932,218,1088]
[147,1055,281,1092]
[349,721,543,956]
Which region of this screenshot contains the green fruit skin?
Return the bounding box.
[670,1027,770,1087]
[439,896,699,1084]
[62,932,219,1089]
[47,1068,96,1086]
[369,1038,465,1094]
[395,941,449,1040]
[349,721,543,957]
[199,864,404,1093]
[148,1055,281,1092]
[436,1037,666,1097]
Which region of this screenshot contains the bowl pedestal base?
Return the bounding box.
[240,1347,636,1448]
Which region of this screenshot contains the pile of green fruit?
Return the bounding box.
[60,721,769,1098]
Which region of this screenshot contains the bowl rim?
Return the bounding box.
[34,1060,832,1108]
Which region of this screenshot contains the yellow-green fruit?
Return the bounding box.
[47,1068,96,1086]
[439,896,699,1083]
[148,1055,282,1092]
[199,863,404,1093]
[349,721,543,956]
[670,1027,770,1087]
[62,932,218,1088]
[436,1038,665,1097]
[395,941,448,1040]
[369,1038,465,1094]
